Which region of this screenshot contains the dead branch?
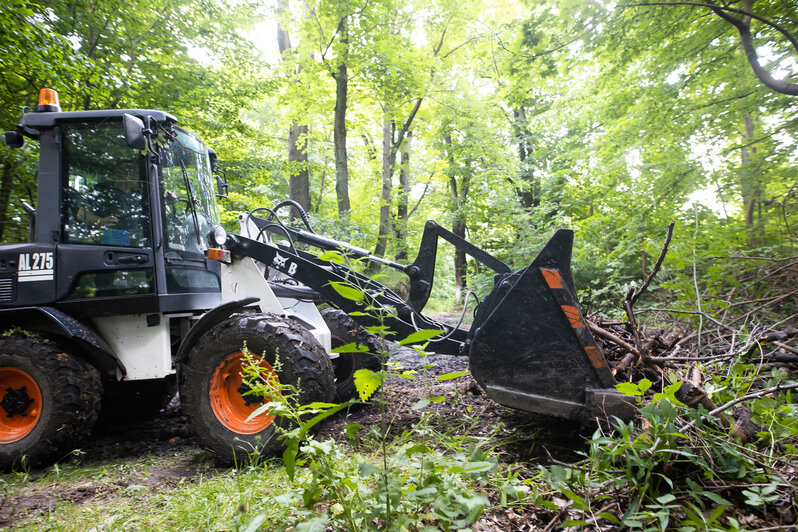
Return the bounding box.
[681,382,798,434]
[587,321,642,360]
[630,220,675,305]
[675,380,731,428]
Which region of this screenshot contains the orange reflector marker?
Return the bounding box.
[36,88,61,112]
[583,345,608,369]
[561,305,584,329]
[206,248,231,263]
[540,268,564,289]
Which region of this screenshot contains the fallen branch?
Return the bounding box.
[587,322,642,360]
[681,382,798,434]
[774,341,798,356]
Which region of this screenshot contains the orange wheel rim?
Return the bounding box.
[0,367,43,443]
[209,353,277,434]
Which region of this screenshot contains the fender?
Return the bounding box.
[0,306,121,378]
[175,297,260,369]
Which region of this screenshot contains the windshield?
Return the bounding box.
[160,127,219,255]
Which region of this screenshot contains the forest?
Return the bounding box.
[0,0,796,530]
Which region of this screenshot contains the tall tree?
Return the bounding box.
[277,0,311,212]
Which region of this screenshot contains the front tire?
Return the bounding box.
[0,336,102,470]
[321,308,383,401]
[180,314,335,463]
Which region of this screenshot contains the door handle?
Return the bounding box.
[117,253,148,264]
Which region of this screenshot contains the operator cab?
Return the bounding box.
[2,89,226,317]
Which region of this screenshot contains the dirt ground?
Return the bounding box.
[0,340,589,530]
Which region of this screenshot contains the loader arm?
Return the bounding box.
[223,208,635,422]
[223,233,469,356]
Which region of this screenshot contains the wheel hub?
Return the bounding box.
[209,353,277,434]
[236,382,264,406]
[0,367,43,443]
[2,386,33,417]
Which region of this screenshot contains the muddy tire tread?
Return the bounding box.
[180,313,334,463]
[0,335,102,470]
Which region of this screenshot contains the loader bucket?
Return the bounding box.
[468,230,635,421]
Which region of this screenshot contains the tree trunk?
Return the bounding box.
[374,114,393,258]
[514,106,539,209]
[741,114,760,246]
[394,131,411,260]
[277,0,310,212]
[333,20,351,216]
[288,123,311,211]
[444,134,469,305]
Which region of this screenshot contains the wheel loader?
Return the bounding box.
[0,89,633,469]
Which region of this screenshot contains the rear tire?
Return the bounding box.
[321,308,383,401]
[180,314,335,463]
[0,336,102,470]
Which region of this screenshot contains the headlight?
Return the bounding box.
[209,224,227,246]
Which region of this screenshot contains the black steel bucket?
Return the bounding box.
[468,230,635,421]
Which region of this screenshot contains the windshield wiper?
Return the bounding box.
[179,159,203,249]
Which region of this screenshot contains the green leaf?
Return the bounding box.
[282,439,298,481]
[704,492,732,507]
[353,368,383,401]
[463,461,496,473]
[298,402,340,410]
[329,281,364,301]
[345,423,363,441]
[562,488,588,511]
[358,462,380,476]
[428,395,445,403]
[399,329,445,345]
[638,378,652,393]
[599,512,621,524]
[295,516,328,532]
[331,342,369,353]
[657,493,676,504]
[561,520,590,527]
[411,398,431,410]
[241,513,269,532]
[318,250,344,263]
[436,370,468,381]
[615,382,643,396]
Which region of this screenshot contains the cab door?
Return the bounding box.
[154,127,221,313]
[56,120,157,316]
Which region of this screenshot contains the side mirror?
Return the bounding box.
[123,113,147,150]
[208,149,229,198]
[5,131,23,148]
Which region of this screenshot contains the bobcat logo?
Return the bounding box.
[272,253,288,269]
[271,253,298,275]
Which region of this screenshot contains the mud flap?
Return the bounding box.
[468,230,636,421]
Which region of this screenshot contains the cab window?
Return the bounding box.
[62,121,150,248]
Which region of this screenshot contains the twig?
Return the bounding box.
[681,382,798,433]
[630,220,675,305]
[587,322,642,359]
[542,507,569,532]
[624,287,643,354]
[692,208,703,348]
[636,307,737,333]
[774,341,798,356]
